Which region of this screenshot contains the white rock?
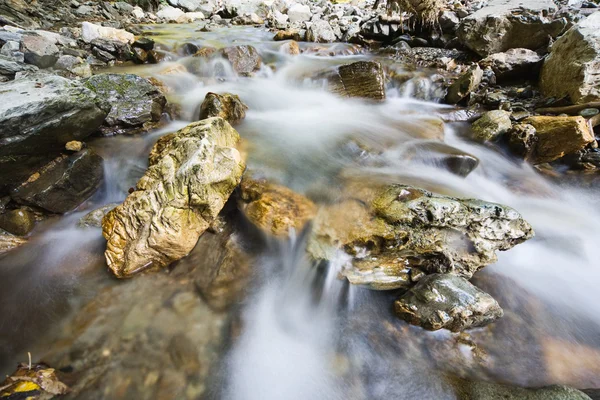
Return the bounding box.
[132,6,145,20]
[81,22,134,44]
[288,3,312,23]
[176,11,206,23]
[32,30,77,47]
[156,5,185,22]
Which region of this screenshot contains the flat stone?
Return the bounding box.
[81,22,134,44]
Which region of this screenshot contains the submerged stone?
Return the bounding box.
[102,118,245,278]
[394,274,503,332]
[337,61,386,101]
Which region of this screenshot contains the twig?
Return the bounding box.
[535,102,600,115]
[28,352,32,370]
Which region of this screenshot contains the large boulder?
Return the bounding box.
[20,33,59,69]
[308,184,534,290]
[102,118,245,278]
[456,0,565,56]
[522,116,596,164]
[85,74,167,135]
[11,149,104,214]
[0,74,108,193]
[197,92,248,125]
[540,12,600,104]
[221,45,262,76]
[394,274,503,332]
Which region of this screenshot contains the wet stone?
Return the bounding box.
[221,45,262,76]
[0,208,36,236]
[197,92,248,125]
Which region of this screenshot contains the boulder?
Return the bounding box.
[0,232,27,255]
[288,3,311,23]
[540,12,600,104]
[239,177,316,237]
[331,61,386,100]
[522,116,596,164]
[471,110,512,142]
[81,22,134,45]
[306,20,336,43]
[197,92,248,125]
[85,74,167,135]
[456,0,565,56]
[102,118,245,278]
[221,45,262,76]
[480,48,542,81]
[168,0,203,12]
[394,274,503,332]
[308,184,533,290]
[0,208,35,236]
[20,33,59,69]
[446,65,483,104]
[157,5,185,22]
[11,149,104,214]
[0,54,37,78]
[0,74,108,193]
[54,55,92,78]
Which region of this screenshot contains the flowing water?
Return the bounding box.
[1,23,600,399]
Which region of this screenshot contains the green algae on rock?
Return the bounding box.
[102,117,245,278]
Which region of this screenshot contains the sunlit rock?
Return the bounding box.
[239,177,316,237]
[329,60,386,100]
[221,45,262,76]
[0,209,35,236]
[102,118,245,278]
[197,92,248,125]
[471,110,512,142]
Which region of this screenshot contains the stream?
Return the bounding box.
[1,23,600,399]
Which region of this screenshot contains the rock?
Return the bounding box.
[168,0,203,12]
[394,274,503,332]
[0,232,27,255]
[78,203,119,228]
[85,74,167,135]
[102,118,245,278]
[333,61,386,100]
[65,140,84,152]
[507,123,538,160]
[0,208,35,236]
[132,6,145,20]
[0,74,108,193]
[446,65,483,104]
[456,0,565,56]
[1,40,24,62]
[0,363,69,398]
[0,55,37,78]
[197,92,248,125]
[308,184,534,290]
[402,141,479,177]
[540,12,600,104]
[447,377,593,400]
[221,45,262,76]
[176,12,206,23]
[274,30,304,41]
[471,110,512,142]
[239,177,316,237]
[132,37,155,52]
[54,55,92,78]
[233,13,264,25]
[439,10,460,31]
[11,149,104,214]
[81,22,134,45]
[523,116,596,164]
[306,20,336,43]
[288,3,311,23]
[75,4,95,16]
[157,5,185,22]
[20,33,59,68]
[280,40,300,55]
[480,49,542,81]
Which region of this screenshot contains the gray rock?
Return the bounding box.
[288,3,312,23]
[448,378,593,400]
[394,274,503,332]
[0,55,37,78]
[0,31,23,46]
[1,41,24,62]
[0,74,108,193]
[306,20,336,43]
[221,45,262,76]
[20,33,59,68]
[114,2,134,13]
[168,0,203,12]
[85,74,167,135]
[54,55,92,78]
[0,209,36,236]
[75,5,95,16]
[540,11,600,104]
[11,149,104,214]
[480,48,543,81]
[78,203,119,228]
[471,110,512,142]
[457,0,565,56]
[446,65,483,104]
[439,10,460,32]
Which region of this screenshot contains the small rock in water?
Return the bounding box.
[197,92,248,125]
[221,45,262,76]
[0,208,36,236]
[507,123,538,160]
[335,60,386,100]
[78,203,119,228]
[403,141,479,177]
[471,110,512,142]
[306,20,337,43]
[395,274,504,332]
[446,65,483,104]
